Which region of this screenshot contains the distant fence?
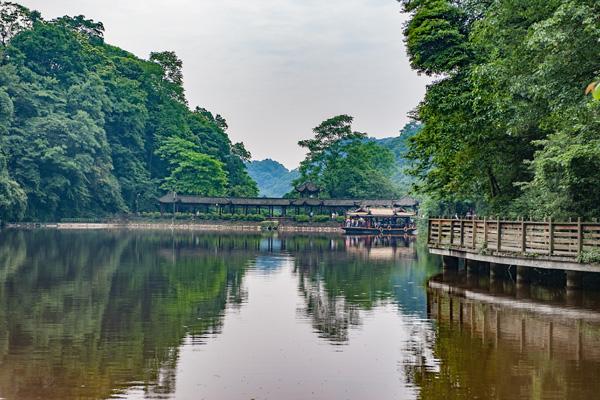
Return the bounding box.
[428,218,600,258]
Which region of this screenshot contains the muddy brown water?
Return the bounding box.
[0,230,599,399]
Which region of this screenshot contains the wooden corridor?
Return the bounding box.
[427,218,600,277]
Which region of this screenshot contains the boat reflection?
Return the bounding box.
[344,235,417,261]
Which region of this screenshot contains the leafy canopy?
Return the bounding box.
[292,115,399,199]
[402,0,600,219]
[0,2,257,220]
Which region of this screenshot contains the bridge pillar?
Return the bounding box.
[489,263,504,280]
[466,259,479,275]
[442,256,459,270]
[516,266,529,285]
[566,271,583,290]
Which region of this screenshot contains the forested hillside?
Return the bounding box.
[372,121,421,194]
[0,3,257,221]
[402,0,600,218]
[245,159,299,198]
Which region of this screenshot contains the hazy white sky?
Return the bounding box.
[19,0,429,168]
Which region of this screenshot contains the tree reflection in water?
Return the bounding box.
[0,230,593,400]
[0,231,255,399]
[292,235,437,343]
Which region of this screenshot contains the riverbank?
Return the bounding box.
[6,220,344,233]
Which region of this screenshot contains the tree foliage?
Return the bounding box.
[0,1,39,48]
[157,136,228,196]
[402,0,600,218]
[0,3,257,220]
[292,115,399,199]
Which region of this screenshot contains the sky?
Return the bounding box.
[19,0,430,169]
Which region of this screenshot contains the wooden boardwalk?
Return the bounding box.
[427,218,600,276]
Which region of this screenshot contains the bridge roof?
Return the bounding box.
[157,193,419,208]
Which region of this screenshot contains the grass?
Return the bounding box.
[577,249,600,264]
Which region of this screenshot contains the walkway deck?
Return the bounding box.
[427,218,600,273]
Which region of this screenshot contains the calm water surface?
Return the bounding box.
[1,230,600,399]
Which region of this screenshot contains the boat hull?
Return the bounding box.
[342,227,417,235]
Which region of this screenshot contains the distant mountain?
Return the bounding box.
[245,159,300,198]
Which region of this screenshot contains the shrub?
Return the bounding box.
[260,221,279,230]
[174,212,191,220]
[577,249,600,264]
[294,215,310,223]
[60,217,104,223]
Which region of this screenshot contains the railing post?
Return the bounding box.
[497,218,501,252]
[483,217,488,248]
[521,217,526,253]
[577,217,583,255]
[460,219,465,247]
[549,217,554,256]
[438,219,442,245]
[428,218,432,244]
[450,220,455,246]
[472,218,477,249]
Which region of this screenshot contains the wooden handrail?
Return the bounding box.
[427,218,600,258]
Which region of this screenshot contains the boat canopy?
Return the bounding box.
[347,207,416,218]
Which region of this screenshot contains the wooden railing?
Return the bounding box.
[428,218,600,258]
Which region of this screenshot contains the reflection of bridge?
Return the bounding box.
[427,218,600,289]
[427,272,600,363]
[158,193,418,216]
[156,233,416,261]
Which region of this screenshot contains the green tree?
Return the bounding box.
[0,1,39,48]
[149,50,186,104]
[157,136,228,196]
[402,0,600,218]
[293,115,399,199]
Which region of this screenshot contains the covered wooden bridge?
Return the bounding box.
[158,193,418,217]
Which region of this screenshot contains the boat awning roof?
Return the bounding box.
[347,207,416,218]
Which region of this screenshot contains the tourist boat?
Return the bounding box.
[342,207,417,235]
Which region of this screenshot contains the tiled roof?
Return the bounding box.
[157,193,419,208]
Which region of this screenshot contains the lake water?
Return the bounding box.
[1,230,600,399]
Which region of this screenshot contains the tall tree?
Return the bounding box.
[293,115,398,199]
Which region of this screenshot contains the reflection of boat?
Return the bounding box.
[344,235,417,260]
[342,207,417,235]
